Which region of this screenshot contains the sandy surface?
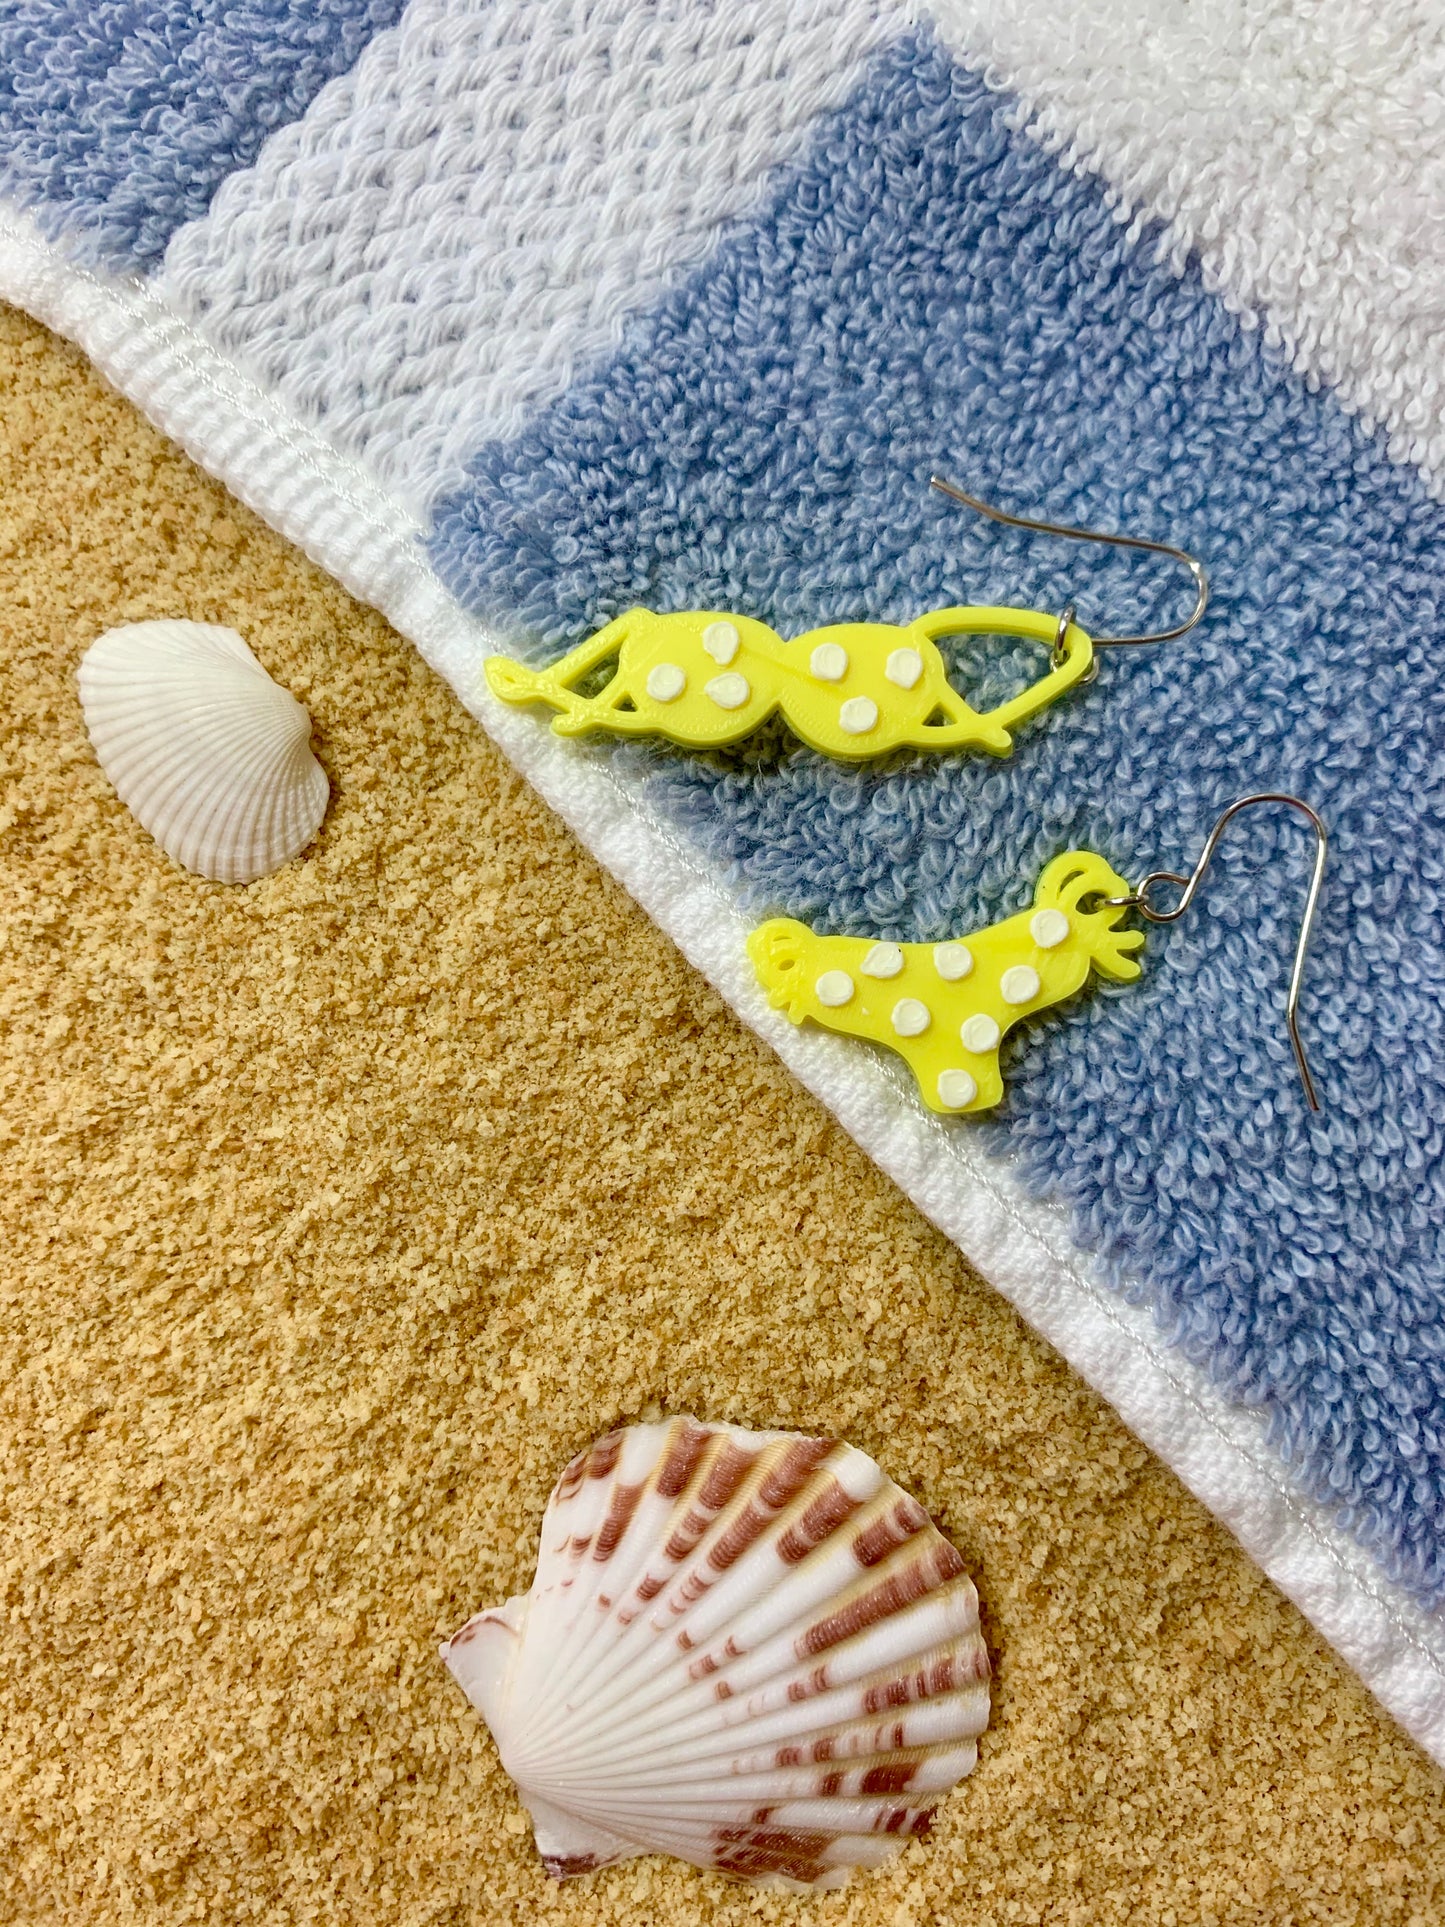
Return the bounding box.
[1,304,1442,1925]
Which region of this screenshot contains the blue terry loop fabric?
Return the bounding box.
[428,34,1445,1603]
[0,0,407,271]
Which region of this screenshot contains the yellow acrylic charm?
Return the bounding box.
[484,603,1092,762]
[748,852,1143,1114]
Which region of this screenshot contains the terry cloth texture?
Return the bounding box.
[155,0,909,511]
[0,0,410,272]
[3,0,1445,1767]
[926,0,1445,490]
[6,301,1445,1927]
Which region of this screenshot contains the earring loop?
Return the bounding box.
[929,473,1209,649]
[1106,793,1328,1111]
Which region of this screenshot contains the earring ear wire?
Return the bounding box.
[929,473,1209,650]
[1107,792,1328,1112]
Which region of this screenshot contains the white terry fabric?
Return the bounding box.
[154,0,1445,532]
[5,195,1445,1764]
[155,0,913,518]
[931,0,1445,491]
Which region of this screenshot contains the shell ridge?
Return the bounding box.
[640,1438,846,1648]
[518,1425,785,1756]
[520,1561,985,1783]
[671,1481,921,1685]
[797,1537,971,1664]
[97,618,264,671]
[509,1423,705,1754]
[509,1540,981,1783]
[86,694,296,780]
[537,1516,978,1771]
[818,1593,984,1693]
[528,1651,989,1788]
[180,726,306,879]
[557,1420,705,1615]
[521,1787,942,1887]
[656,1457,883,1659]
[177,720,296,878]
[559,1647,990,1768]
[535,1795,939,1857]
[532,1722,985,1806]
[546,1707,990,1795]
[533,1737,980,1804]
[507,1760,955,1881]
[79,623,266,685]
[78,621,327,884]
[521,1791,928,1855]
[543,1787,939,1831]
[516,1479,697,1742]
[514,1422,700,1750]
[90,670,303,733]
[530,1435,853,1760]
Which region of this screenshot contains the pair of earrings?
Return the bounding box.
[486,479,1327,1116]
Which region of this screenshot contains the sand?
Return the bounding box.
[1,303,1442,1926]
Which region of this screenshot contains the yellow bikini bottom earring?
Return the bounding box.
[750,794,1328,1117]
[483,477,1208,762]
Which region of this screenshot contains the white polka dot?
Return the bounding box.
[705,672,750,710]
[860,942,904,979]
[815,970,854,1008]
[937,1069,978,1110]
[839,696,879,735]
[702,620,739,665]
[1000,964,1041,1005]
[961,1014,1000,1054]
[1030,907,1070,949]
[809,642,848,682]
[891,998,931,1037]
[645,662,685,703]
[933,942,974,981]
[885,647,923,690]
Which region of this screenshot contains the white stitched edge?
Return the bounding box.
[3,200,1443,1759]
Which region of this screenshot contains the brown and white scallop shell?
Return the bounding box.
[440,1417,990,1892]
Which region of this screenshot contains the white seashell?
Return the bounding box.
[441,1416,990,1893]
[77,620,328,884]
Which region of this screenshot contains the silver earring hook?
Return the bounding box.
[929,474,1209,648]
[1109,793,1328,1113]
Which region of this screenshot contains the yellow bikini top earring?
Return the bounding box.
[483,476,1208,761]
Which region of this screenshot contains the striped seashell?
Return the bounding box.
[77,619,328,884]
[441,1416,990,1892]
